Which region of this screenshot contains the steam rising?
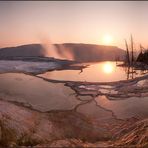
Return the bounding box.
[0,34,125,62]
[40,38,74,60]
[38,36,125,62]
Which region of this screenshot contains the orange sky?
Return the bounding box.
[0,1,148,50]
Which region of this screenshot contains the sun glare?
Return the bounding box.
[102,34,113,45]
[103,62,114,74]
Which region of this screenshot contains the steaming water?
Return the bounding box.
[39,61,146,82]
[42,43,74,60]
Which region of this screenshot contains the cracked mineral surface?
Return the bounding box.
[0,64,147,147]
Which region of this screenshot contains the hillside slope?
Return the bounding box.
[0,43,125,62]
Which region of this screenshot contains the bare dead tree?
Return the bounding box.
[131,34,134,65]
[140,44,143,53]
[125,39,130,66]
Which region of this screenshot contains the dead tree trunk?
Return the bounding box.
[131,34,134,65]
[125,39,130,66]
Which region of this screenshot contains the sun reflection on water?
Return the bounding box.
[103,62,115,74]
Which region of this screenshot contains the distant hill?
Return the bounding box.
[0,43,125,62]
[0,44,46,57]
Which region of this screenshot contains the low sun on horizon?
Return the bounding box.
[102,34,114,45]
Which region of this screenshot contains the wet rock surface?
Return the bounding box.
[0,72,147,147]
[0,100,115,147]
[66,74,148,99]
[0,99,147,148]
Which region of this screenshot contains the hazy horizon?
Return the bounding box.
[0,42,124,49]
[0,1,148,50]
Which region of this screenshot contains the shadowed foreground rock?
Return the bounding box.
[0,99,148,147]
[0,100,111,147]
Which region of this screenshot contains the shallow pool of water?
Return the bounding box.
[96,95,148,119]
[0,73,81,112]
[39,61,145,82]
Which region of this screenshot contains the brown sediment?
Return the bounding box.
[0,99,118,147]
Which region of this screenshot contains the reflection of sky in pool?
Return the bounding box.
[39,61,146,82]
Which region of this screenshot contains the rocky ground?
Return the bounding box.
[0,59,148,147]
[0,98,147,147]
